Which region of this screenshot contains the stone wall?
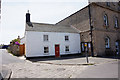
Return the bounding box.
[9,44,20,56]
[56,6,90,32]
[91,3,120,56]
[56,2,120,56]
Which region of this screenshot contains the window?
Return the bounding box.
[44,47,49,53]
[115,41,119,54]
[65,46,69,52]
[104,14,109,26]
[105,37,110,48]
[118,6,120,11]
[114,17,119,28]
[43,35,48,41]
[65,36,69,41]
[81,43,85,52]
[106,2,110,7]
[118,1,120,11]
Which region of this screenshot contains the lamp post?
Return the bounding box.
[85,43,89,63]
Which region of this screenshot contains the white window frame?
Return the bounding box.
[65,46,69,52]
[44,46,49,54]
[105,37,110,49]
[65,35,69,41]
[43,35,48,41]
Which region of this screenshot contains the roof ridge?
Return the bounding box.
[31,22,55,25]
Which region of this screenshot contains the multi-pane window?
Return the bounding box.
[105,37,110,49]
[104,14,109,26]
[65,46,69,52]
[65,36,69,41]
[43,35,48,41]
[44,47,49,53]
[114,17,119,28]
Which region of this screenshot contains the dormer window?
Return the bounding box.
[104,14,109,27]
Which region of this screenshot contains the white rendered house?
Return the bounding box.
[25,12,81,58]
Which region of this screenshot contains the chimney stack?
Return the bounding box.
[26,10,30,23]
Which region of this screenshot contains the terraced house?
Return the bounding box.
[25,11,81,58]
[56,2,120,56]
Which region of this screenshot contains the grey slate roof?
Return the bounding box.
[25,22,79,33]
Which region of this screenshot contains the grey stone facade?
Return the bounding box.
[56,2,120,56]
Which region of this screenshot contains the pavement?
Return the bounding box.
[1,49,25,65]
[9,55,118,78]
[28,56,118,66]
[0,49,119,78]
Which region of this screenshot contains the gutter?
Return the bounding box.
[1,66,12,80]
[88,3,94,57]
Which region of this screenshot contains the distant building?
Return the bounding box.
[24,11,81,58]
[56,2,120,56]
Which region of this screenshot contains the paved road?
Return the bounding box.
[0,49,24,65]
[74,60,118,78]
[0,49,24,79]
[0,49,119,78]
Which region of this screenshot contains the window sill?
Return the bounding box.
[105,48,110,49]
[65,51,70,53]
[44,53,49,55]
[114,27,119,29]
[43,41,49,42]
[65,41,70,42]
[103,25,109,28]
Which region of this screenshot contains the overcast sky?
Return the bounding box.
[1,0,88,44]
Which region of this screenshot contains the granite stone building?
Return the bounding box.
[56,2,120,56]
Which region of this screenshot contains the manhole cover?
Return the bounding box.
[57,68,65,71]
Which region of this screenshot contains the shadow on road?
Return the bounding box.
[27,53,120,63]
[27,54,84,62]
[96,56,120,59]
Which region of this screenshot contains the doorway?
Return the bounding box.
[55,44,60,57]
[81,42,91,56]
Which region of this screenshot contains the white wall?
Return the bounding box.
[20,37,25,44]
[25,31,81,57]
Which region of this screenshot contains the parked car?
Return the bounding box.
[2,45,9,49]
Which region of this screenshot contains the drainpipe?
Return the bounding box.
[88,3,94,57]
